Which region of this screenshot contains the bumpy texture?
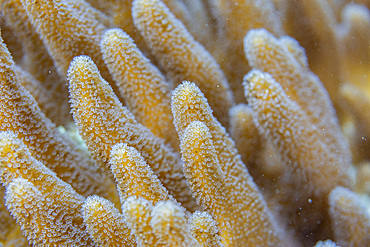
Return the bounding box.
[173,83,284,246]
[101,28,178,148]
[0,35,117,201]
[82,195,135,246]
[68,55,195,210]
[0,0,369,246]
[132,0,233,127]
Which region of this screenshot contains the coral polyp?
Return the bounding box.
[0,0,369,246]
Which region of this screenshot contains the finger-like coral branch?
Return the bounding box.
[109,143,174,204]
[0,35,117,201]
[1,0,71,124]
[189,211,224,247]
[179,120,283,246]
[0,133,94,245]
[68,55,196,210]
[207,0,283,102]
[82,195,136,246]
[150,200,199,247]
[5,178,93,246]
[101,28,178,148]
[20,0,107,77]
[244,69,351,239]
[244,69,351,196]
[338,3,370,88]
[329,187,370,247]
[132,0,233,126]
[282,0,341,101]
[122,196,159,246]
[229,104,261,166]
[244,29,349,160]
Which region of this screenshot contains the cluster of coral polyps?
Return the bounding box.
[0,0,369,246]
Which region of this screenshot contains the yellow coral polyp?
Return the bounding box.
[0,0,369,246]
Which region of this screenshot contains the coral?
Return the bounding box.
[67,55,195,210]
[132,0,233,127]
[314,240,340,247]
[229,104,261,166]
[329,187,370,247]
[244,29,349,162]
[1,0,70,125]
[122,196,158,246]
[0,132,92,245]
[101,28,178,148]
[0,33,117,201]
[0,0,369,246]
[150,200,198,246]
[82,195,135,246]
[109,143,174,204]
[189,211,225,247]
[19,0,108,78]
[244,69,351,238]
[207,0,283,103]
[179,119,283,246]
